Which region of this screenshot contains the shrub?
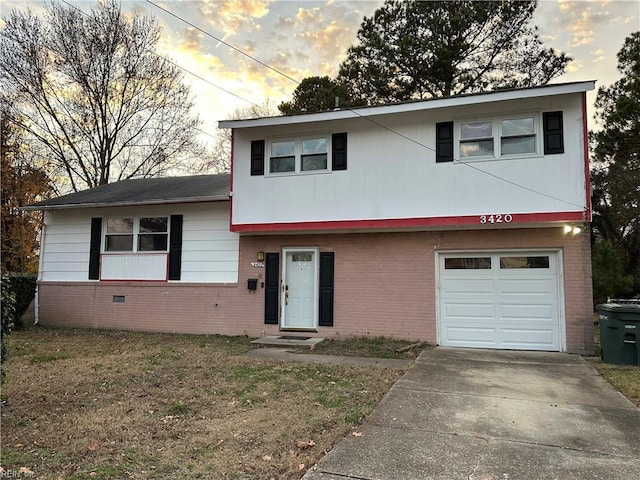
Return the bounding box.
[1,275,17,367]
[592,240,634,306]
[5,273,37,329]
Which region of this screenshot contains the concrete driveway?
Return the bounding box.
[303,347,640,480]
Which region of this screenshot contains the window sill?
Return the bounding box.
[454,153,544,164]
[266,169,333,178]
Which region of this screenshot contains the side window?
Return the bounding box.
[104,217,168,253]
[138,217,168,251]
[105,218,134,251]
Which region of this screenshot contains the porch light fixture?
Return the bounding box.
[256,251,265,261]
[563,225,582,235]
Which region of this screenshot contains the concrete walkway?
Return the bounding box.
[303,347,640,480]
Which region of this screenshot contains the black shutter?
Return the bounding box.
[251,140,265,175]
[543,111,564,154]
[88,217,102,280]
[332,133,347,170]
[319,252,334,327]
[264,253,279,324]
[168,215,183,280]
[436,121,454,163]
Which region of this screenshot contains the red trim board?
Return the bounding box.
[231,211,587,233]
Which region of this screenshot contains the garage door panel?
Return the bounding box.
[498,278,555,295]
[500,304,554,319]
[501,329,557,347]
[439,251,561,351]
[442,278,494,294]
[445,303,495,318]
[443,327,496,344]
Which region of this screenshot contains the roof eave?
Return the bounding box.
[218,81,596,129]
[22,195,230,211]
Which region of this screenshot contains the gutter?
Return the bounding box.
[35,211,46,325]
[21,195,230,211]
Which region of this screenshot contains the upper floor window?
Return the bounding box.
[268,136,329,175]
[460,121,494,158]
[458,115,538,160]
[500,117,536,155]
[104,216,168,252]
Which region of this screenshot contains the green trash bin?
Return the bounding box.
[596,303,640,365]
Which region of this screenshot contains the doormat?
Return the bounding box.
[277,336,312,341]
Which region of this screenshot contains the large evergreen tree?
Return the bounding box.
[337,0,570,104]
[278,76,363,115]
[591,32,640,298]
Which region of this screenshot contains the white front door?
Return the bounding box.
[281,248,318,329]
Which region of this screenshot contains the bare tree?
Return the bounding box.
[0,0,204,192]
[199,101,276,174]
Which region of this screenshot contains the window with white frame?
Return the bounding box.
[104,217,168,252]
[268,136,329,174]
[459,115,538,159]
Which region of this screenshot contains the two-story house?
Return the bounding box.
[27,81,595,353]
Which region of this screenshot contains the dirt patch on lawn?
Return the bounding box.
[1,327,403,479]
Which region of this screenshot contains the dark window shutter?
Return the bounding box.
[319,252,335,327]
[88,217,102,280]
[436,121,454,163]
[332,133,347,170]
[543,111,564,154]
[251,140,265,175]
[168,215,183,280]
[264,253,279,324]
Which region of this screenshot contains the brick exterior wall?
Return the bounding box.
[37,226,594,353]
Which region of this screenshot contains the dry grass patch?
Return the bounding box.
[1,327,403,479]
[300,336,430,359]
[588,361,640,407]
[586,322,640,408]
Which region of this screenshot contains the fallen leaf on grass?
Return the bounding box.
[289,449,298,458]
[87,440,100,452]
[19,467,34,474]
[213,439,224,448]
[352,432,363,437]
[298,463,306,470]
[296,439,316,450]
[14,443,24,448]
[262,454,272,461]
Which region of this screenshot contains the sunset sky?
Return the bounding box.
[3,0,639,144]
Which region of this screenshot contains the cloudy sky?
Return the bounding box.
[3,0,639,143]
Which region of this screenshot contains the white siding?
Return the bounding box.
[180,203,238,283]
[41,210,91,282]
[40,202,238,283]
[231,93,588,227]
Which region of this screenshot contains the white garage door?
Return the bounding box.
[438,251,561,351]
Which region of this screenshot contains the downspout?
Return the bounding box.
[34,210,47,325]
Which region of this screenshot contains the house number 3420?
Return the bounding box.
[479,214,513,224]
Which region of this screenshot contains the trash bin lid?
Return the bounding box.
[597,303,640,313]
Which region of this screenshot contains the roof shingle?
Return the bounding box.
[25,174,230,210]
